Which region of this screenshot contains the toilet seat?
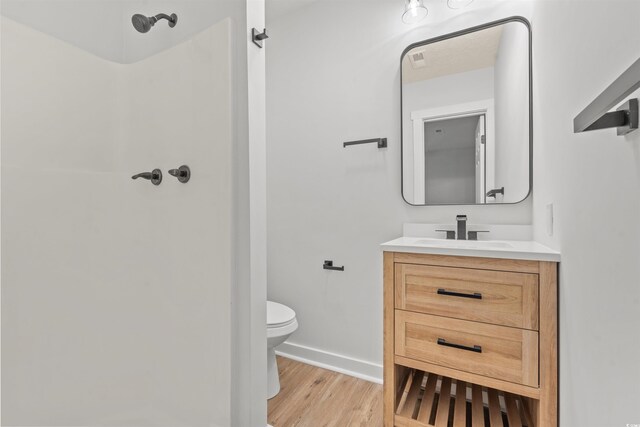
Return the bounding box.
[267,301,296,328]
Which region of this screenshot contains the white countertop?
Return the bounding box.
[381,236,561,262]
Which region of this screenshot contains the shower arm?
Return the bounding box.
[153,14,176,25]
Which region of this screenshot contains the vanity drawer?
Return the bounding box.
[395,263,539,330]
[395,310,539,387]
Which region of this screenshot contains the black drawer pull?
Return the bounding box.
[437,288,482,299]
[437,338,482,353]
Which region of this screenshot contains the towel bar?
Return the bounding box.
[343,138,387,148]
[574,57,640,136]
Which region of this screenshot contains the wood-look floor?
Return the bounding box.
[267,356,383,427]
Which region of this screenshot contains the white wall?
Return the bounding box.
[1,17,237,427]
[266,0,532,381]
[531,1,640,425]
[1,18,120,422]
[1,0,127,62]
[402,67,494,202]
[494,20,529,203]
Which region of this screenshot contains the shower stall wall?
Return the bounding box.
[1,16,234,426]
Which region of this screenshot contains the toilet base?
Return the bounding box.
[267,347,280,399]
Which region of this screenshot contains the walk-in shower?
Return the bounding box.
[131,13,177,33]
[1,5,235,426]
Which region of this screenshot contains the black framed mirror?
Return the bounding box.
[401,17,532,206]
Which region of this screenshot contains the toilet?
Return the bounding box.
[267,301,298,399]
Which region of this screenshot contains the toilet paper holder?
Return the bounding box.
[323,260,344,271]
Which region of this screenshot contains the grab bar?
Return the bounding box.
[574,57,640,136]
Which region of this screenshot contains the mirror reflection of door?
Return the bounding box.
[424,114,486,205]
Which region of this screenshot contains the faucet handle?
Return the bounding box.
[467,230,489,241]
[436,229,456,240]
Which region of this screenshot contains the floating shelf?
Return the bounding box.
[395,368,533,427]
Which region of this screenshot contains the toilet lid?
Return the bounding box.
[267,301,296,328]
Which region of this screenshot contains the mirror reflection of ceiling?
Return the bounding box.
[402,25,503,84]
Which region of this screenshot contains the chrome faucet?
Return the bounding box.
[456,215,467,240]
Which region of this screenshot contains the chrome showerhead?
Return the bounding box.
[131,13,177,33]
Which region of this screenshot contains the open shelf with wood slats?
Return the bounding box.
[395,368,533,427]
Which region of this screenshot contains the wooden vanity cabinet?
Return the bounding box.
[384,252,558,427]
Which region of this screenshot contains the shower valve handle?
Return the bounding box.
[168,165,191,183]
[132,169,162,185]
[132,172,152,179]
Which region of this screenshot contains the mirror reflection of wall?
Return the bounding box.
[401,19,531,205]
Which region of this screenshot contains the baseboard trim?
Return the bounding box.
[275,342,383,384]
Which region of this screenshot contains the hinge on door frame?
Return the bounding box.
[481,135,486,144]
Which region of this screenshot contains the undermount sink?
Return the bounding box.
[414,238,514,249]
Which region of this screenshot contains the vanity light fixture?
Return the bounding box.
[402,0,428,24]
[402,0,474,24]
